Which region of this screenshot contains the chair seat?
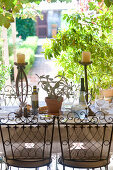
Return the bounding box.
[5,158,52,168]
[58,157,110,168]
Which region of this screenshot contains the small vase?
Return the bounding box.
[45,97,63,113]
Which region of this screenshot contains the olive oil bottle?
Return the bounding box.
[31,86,39,112]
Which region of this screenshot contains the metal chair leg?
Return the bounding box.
[5,164,9,170]
[0,160,2,170]
[47,164,51,170]
[63,165,65,170]
[105,165,108,170]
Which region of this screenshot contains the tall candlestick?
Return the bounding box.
[17,53,25,64]
[14,62,28,116]
[82,51,91,62]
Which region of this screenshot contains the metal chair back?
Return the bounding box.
[0,116,55,168]
[57,112,113,169]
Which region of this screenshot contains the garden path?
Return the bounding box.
[27,38,58,102]
[27,38,58,85]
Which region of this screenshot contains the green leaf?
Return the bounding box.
[3,0,15,10]
[96,0,102,2]
[0,8,3,13]
[4,22,10,28]
[104,0,112,7]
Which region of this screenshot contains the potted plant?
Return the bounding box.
[36,74,72,113]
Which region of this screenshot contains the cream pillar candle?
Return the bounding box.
[17,53,25,63]
[82,51,91,62]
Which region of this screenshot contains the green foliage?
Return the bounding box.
[51,0,72,2]
[43,2,113,93]
[0,0,72,29]
[16,18,36,40]
[97,0,113,7]
[16,2,42,21]
[0,62,10,91]
[0,0,22,28]
[0,0,41,28]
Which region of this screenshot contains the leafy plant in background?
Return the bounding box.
[0,62,10,91]
[98,0,113,7]
[0,0,41,28]
[16,1,43,40]
[43,1,113,95]
[16,18,36,40]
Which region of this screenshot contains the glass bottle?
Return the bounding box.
[79,78,85,105]
[31,86,39,114]
[71,78,87,113]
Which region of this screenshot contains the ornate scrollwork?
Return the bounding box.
[0,84,32,106]
[59,109,113,124]
[0,111,55,125]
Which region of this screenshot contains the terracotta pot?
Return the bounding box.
[100,88,113,103]
[100,88,113,97]
[45,97,63,113]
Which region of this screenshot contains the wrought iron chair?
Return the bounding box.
[57,112,113,170]
[0,115,55,169]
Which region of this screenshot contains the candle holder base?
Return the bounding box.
[14,62,28,67]
[79,61,92,66]
[88,107,95,116]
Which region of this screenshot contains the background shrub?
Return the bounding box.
[16,18,36,40]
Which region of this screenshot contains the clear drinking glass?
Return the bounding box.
[61,93,74,113]
[71,91,87,112]
[95,94,105,111]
